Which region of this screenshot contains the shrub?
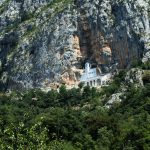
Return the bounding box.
[143,71,150,85]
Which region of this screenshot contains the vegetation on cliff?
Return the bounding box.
[0,66,150,149]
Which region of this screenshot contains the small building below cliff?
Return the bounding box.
[80,62,111,87]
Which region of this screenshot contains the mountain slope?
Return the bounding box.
[0,67,150,149]
[0,0,150,90]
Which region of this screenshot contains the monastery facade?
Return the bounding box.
[80,62,111,87]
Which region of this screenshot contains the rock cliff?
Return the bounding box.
[0,0,150,90]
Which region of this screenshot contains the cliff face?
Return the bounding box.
[77,0,150,66]
[0,0,150,90]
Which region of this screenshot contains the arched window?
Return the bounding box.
[97,79,101,86]
[93,80,96,86]
[102,81,106,85]
[87,82,89,86]
[90,81,92,86]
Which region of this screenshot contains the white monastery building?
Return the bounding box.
[80,62,111,87]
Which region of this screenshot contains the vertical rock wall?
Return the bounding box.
[76,0,150,68]
[0,0,149,90]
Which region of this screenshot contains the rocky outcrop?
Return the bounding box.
[0,0,149,90]
[125,68,144,86]
[0,0,78,90]
[142,51,150,62]
[76,0,150,67]
[106,93,122,108]
[106,67,144,108]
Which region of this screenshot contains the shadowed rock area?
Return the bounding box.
[0,0,149,90]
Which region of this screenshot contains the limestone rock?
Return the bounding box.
[142,51,150,63]
[106,93,122,108]
[0,0,149,90]
[125,68,144,86]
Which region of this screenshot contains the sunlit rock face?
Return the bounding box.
[0,0,149,90]
[76,0,150,67]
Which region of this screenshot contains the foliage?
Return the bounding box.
[0,70,150,149]
[141,61,150,70]
[102,70,126,99]
[0,0,10,15]
[143,70,150,85]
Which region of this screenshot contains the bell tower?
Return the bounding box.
[85,62,91,74]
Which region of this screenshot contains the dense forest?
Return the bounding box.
[0,62,150,150]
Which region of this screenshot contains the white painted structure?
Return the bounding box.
[80,62,111,87]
